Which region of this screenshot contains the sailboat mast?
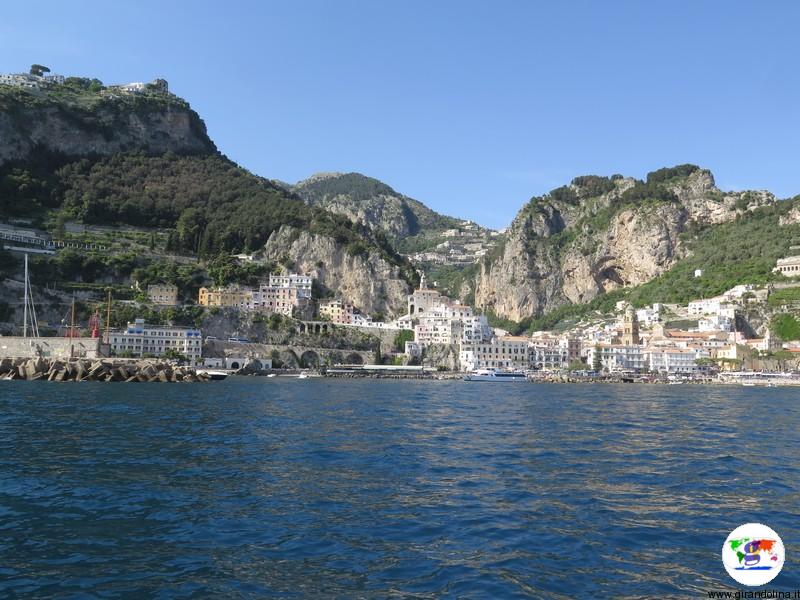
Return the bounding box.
[23,254,28,338]
[70,296,76,358]
[104,289,112,344]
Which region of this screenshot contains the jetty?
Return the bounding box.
[0,357,212,382]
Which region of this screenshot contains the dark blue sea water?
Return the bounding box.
[0,380,798,598]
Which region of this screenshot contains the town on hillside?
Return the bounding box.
[5,236,800,384]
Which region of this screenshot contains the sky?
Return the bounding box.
[2,1,799,228]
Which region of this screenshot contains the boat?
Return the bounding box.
[196,369,228,381]
[464,368,527,382]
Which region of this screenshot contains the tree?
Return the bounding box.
[29,64,50,77]
[54,212,67,239]
[393,329,414,352]
[568,359,588,372]
[592,346,603,372]
[162,348,187,363]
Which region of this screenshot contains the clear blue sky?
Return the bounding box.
[2,1,799,228]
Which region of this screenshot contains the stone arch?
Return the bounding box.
[300,350,320,368]
[314,324,321,334]
[346,352,364,365]
[230,361,240,369]
[410,304,415,314]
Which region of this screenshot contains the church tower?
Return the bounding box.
[622,304,640,345]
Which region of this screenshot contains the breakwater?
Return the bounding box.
[0,357,212,382]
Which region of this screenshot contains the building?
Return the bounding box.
[459,336,530,371]
[269,273,312,298]
[621,305,640,345]
[646,346,710,374]
[198,286,251,308]
[109,319,202,364]
[249,284,309,316]
[697,313,733,332]
[319,299,356,324]
[147,283,178,306]
[460,315,493,344]
[587,344,646,372]
[773,256,800,277]
[687,296,728,316]
[636,304,662,327]
[407,274,448,316]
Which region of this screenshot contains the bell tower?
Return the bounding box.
[622,304,640,345]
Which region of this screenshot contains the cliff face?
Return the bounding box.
[475,167,776,321]
[261,225,411,316]
[0,86,215,166]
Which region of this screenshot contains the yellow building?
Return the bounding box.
[319,299,355,324]
[198,286,251,308]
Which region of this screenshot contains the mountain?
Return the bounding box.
[0,78,215,165]
[290,172,464,245]
[0,75,416,315]
[475,165,778,322]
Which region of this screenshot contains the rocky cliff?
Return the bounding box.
[475,166,776,321]
[0,84,215,166]
[261,225,411,316]
[291,172,462,241]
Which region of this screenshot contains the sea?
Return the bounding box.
[0,379,798,599]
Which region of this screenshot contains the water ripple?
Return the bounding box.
[0,380,798,598]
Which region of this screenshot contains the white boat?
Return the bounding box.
[464,368,527,382]
[196,369,228,381]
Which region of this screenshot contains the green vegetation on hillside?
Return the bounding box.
[0,151,417,286]
[627,200,800,306]
[294,172,463,239]
[771,314,800,341]
[514,197,800,331]
[767,287,800,308]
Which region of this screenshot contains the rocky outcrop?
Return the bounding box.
[261,225,411,316]
[475,167,778,322]
[667,169,774,224]
[0,89,215,166]
[291,172,462,240]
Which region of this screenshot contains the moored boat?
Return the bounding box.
[464,368,527,382]
[196,369,228,381]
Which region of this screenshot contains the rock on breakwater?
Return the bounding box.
[0,357,211,382]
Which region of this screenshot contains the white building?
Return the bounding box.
[586,344,646,372]
[460,315,493,344]
[109,319,202,364]
[459,336,531,372]
[415,312,463,346]
[687,296,728,316]
[697,313,733,332]
[646,346,710,374]
[722,284,754,301]
[269,273,312,298]
[636,303,662,327]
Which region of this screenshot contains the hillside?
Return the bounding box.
[475,165,778,322]
[0,77,215,166]
[0,75,417,316]
[291,172,466,247]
